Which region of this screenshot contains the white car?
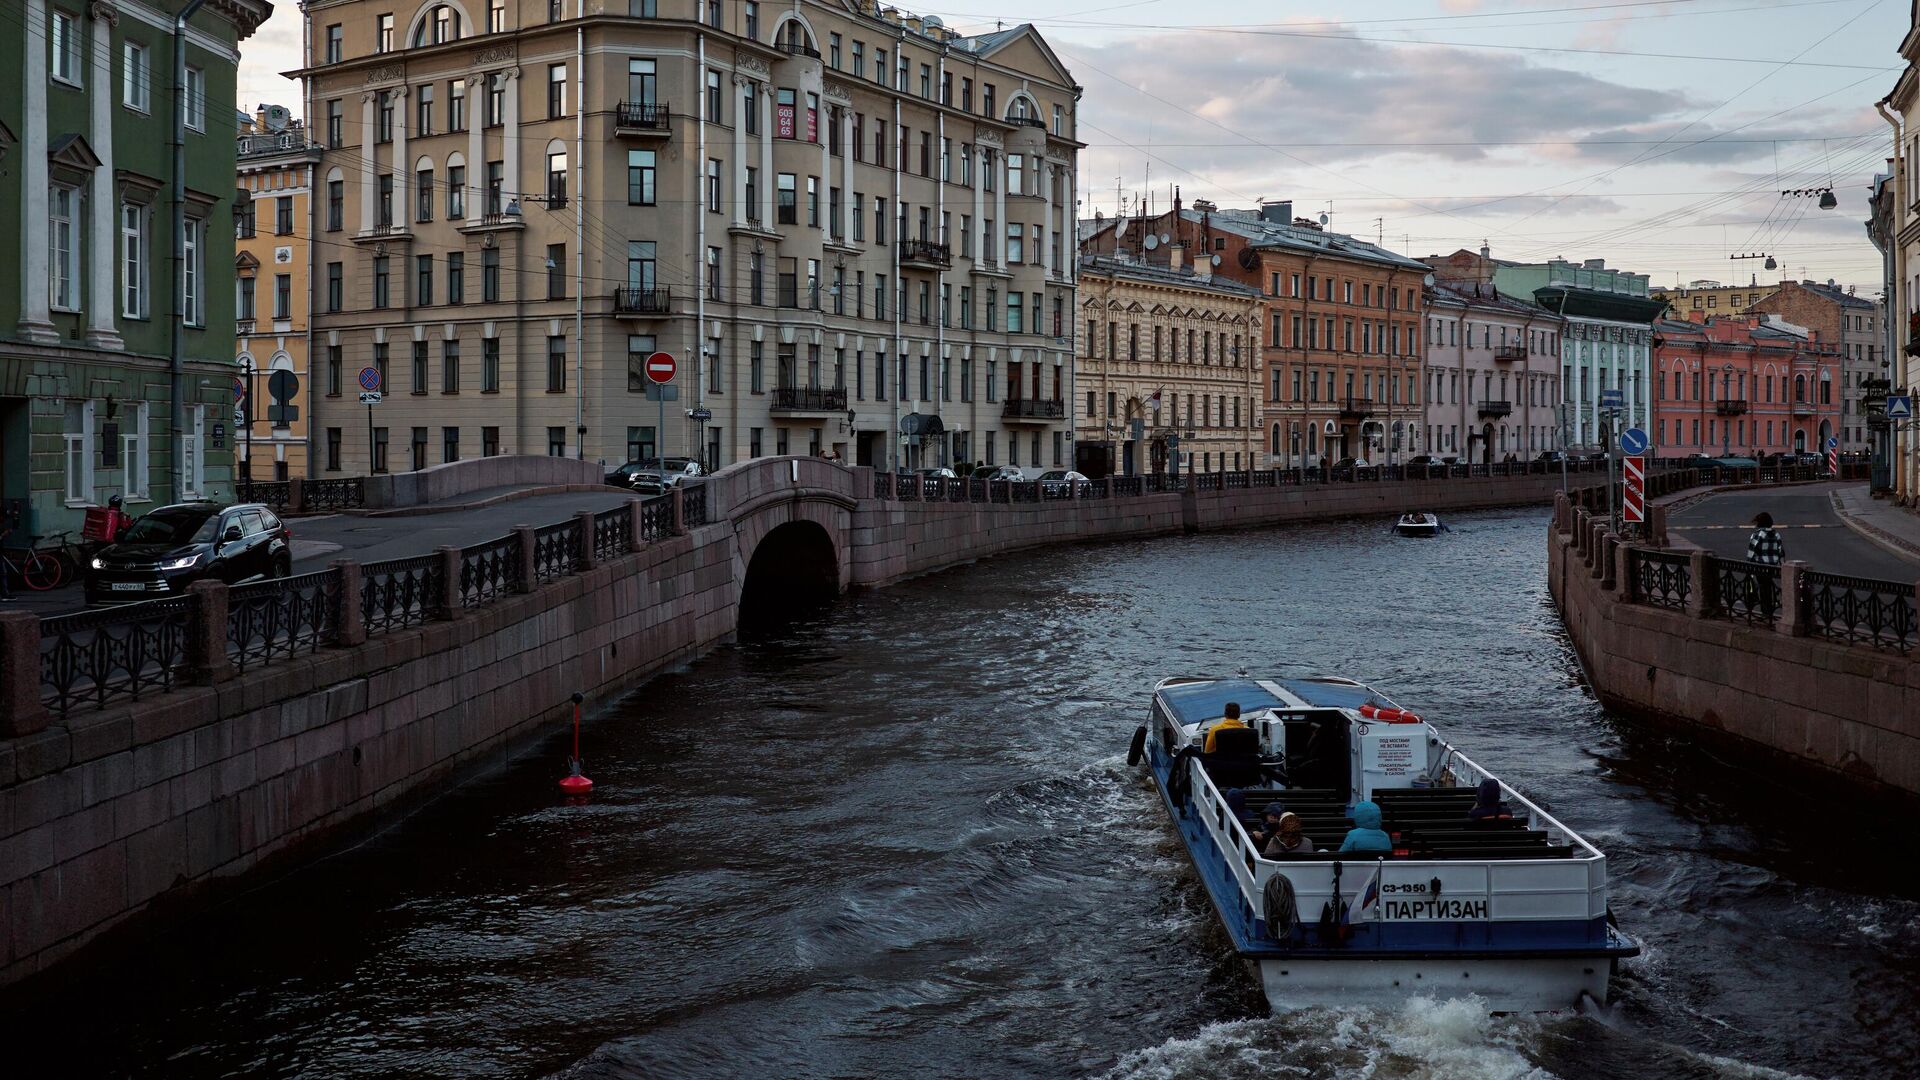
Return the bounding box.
[1037,469,1090,495]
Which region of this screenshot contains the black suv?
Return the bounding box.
[85,502,293,605]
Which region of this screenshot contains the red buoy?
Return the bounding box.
[559,692,593,794]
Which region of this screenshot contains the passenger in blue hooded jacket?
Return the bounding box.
[1338,800,1393,853]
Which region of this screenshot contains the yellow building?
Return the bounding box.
[1076,245,1263,476]
[1650,280,1776,320]
[235,104,321,480]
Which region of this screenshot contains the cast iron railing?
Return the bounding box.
[593,505,633,561]
[533,521,584,583]
[362,553,445,634]
[1630,549,1691,610]
[237,479,291,511]
[226,569,342,673]
[307,477,365,512]
[39,598,191,716]
[1710,557,1779,625]
[1804,570,1918,652]
[639,494,673,542]
[459,537,522,606]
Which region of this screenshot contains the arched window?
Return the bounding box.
[1819,370,1832,404]
[1794,373,1807,402]
[413,4,462,47]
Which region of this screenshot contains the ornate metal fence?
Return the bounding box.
[39,598,191,716]
[459,537,522,606]
[362,553,445,634]
[532,521,584,583]
[1804,571,1918,652]
[593,505,633,562]
[226,570,343,673]
[1630,549,1691,610]
[1710,557,1780,625]
[305,477,365,512]
[236,479,290,512]
[639,495,673,543]
[682,482,708,526]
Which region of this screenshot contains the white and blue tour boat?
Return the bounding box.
[1394,512,1444,538]
[1127,675,1637,1014]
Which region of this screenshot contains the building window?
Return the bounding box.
[326,99,343,147]
[123,41,150,110]
[482,337,500,391]
[183,218,205,325]
[482,248,500,301]
[447,252,464,304]
[546,149,568,207]
[377,12,395,52]
[271,195,293,236]
[443,339,461,394]
[777,173,797,223]
[121,203,149,319]
[49,186,78,311]
[273,273,291,319]
[416,254,434,305]
[548,427,567,456]
[411,428,428,471]
[627,150,657,205]
[483,427,500,457]
[487,72,506,126]
[411,341,428,392]
[745,1,759,39]
[547,336,567,391]
[326,428,342,471]
[324,178,343,231]
[327,344,343,396]
[372,256,391,309]
[186,66,205,131]
[325,24,344,64]
[548,63,568,118]
[547,243,567,299]
[51,10,82,85]
[450,79,467,130]
[372,427,389,472]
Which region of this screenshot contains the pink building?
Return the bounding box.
[1421,282,1566,463]
[1652,313,1841,458]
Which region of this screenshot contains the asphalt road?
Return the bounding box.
[1668,482,1919,581]
[10,489,637,617]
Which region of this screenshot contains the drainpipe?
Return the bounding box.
[891,89,902,473]
[574,15,586,458]
[694,28,707,466]
[1877,97,1908,502]
[172,0,209,498]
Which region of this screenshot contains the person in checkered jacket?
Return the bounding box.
[1746,512,1785,566]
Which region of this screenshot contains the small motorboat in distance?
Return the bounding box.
[1394,512,1444,538]
[1126,675,1638,1014]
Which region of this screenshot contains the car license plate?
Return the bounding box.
[110,582,144,592]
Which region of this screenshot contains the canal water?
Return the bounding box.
[7,508,1917,1079]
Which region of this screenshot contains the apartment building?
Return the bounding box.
[1650,280,1776,319]
[299,0,1079,476]
[1420,281,1565,463]
[1746,279,1885,451]
[0,0,268,534]
[1087,200,1430,468]
[1074,234,1262,476]
[1652,313,1842,458]
[236,104,321,480]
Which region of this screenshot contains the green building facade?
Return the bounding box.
[0,0,270,540]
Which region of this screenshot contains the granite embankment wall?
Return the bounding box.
[0,458,1597,987]
[1547,494,1920,800]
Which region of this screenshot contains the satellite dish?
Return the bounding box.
[1143,234,1159,251]
[1423,272,1436,286]
[923,15,944,28]
[1237,247,1258,271]
[262,104,291,131]
[1159,233,1171,245]
[1210,254,1222,267]
[1319,212,1330,226]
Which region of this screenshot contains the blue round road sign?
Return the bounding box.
[1619,427,1648,455]
[358,366,381,392]
[1827,436,1838,450]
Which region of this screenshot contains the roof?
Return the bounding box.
[1426,282,1561,320]
[1785,280,1875,310]
[1182,209,1430,272]
[1078,254,1263,298]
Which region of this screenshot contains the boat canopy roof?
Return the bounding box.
[1157,676,1404,727]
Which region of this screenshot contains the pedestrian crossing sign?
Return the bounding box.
[1887,395,1914,420]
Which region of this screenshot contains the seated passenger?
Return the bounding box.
[1251,803,1286,843]
[1263,811,1314,856]
[1202,702,1247,754]
[1338,801,1393,853]
[1467,778,1513,824]
[1224,788,1249,822]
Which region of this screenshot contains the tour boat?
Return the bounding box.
[1394,512,1444,538]
[1126,675,1637,1014]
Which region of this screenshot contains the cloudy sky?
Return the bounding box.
[237,0,1907,293]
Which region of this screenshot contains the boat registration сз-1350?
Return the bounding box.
[1126,675,1637,1014]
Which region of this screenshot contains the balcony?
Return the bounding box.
[1715,398,1749,416]
[778,40,822,60]
[352,221,413,245]
[612,287,673,316]
[1792,400,1815,417]
[898,239,952,270]
[456,211,524,234]
[1339,397,1374,420]
[1007,115,1047,130]
[1477,399,1512,418]
[1493,344,1527,361]
[771,386,847,413]
[615,101,671,137]
[1002,397,1066,422]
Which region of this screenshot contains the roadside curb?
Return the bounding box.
[1829,490,1920,564]
[337,483,614,518]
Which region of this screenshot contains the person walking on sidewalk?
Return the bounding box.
[1746,512,1785,566]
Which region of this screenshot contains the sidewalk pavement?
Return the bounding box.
[1831,485,1920,564]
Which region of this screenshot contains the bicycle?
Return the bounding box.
[0,531,89,591]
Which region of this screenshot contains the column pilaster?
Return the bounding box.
[465,77,484,224]
[86,0,123,348]
[18,0,58,343]
[359,93,378,233]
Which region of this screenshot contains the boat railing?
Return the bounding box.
[1440,746,1604,860]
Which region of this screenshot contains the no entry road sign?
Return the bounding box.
[358,366,382,392]
[1622,455,1646,524]
[645,352,677,384]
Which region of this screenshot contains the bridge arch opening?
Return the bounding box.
[739,520,841,632]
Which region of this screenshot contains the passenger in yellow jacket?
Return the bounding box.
[1203,702,1246,753]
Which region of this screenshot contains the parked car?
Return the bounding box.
[605,461,653,487]
[1404,455,1444,469]
[1534,450,1568,464]
[1037,469,1089,495]
[916,467,959,479]
[658,457,705,477]
[969,465,1025,483]
[86,502,292,606]
[627,469,684,496]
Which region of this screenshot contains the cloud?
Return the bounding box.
[236,11,306,112]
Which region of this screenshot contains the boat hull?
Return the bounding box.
[1394,523,1441,538]
[1256,953,1610,1015]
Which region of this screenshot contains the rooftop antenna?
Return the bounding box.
[1374,217,1384,246]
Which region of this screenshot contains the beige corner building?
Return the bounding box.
[235,105,322,480]
[298,0,1080,476]
[1879,4,1920,504]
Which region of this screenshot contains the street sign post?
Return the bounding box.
[1887,395,1914,420]
[1600,388,1625,410]
[358,367,382,392]
[359,391,383,405]
[646,352,676,469]
[359,367,382,473]
[1619,427,1648,456]
[1622,455,1645,524]
[1827,435,1839,477]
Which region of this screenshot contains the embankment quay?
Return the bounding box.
[0,456,1624,987]
[1549,485,1920,801]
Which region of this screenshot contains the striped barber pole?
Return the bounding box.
[1826,436,1839,477]
[1622,455,1645,523]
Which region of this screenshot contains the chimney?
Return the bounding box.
[1260,200,1292,225]
[1168,242,1184,272]
[1479,240,1490,261]
[1195,252,1213,279]
[1583,258,1605,270]
[1192,198,1217,213]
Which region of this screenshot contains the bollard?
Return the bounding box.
[1685,550,1713,619]
[1776,560,1808,636]
[182,580,235,685]
[0,611,49,736]
[333,560,367,647]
